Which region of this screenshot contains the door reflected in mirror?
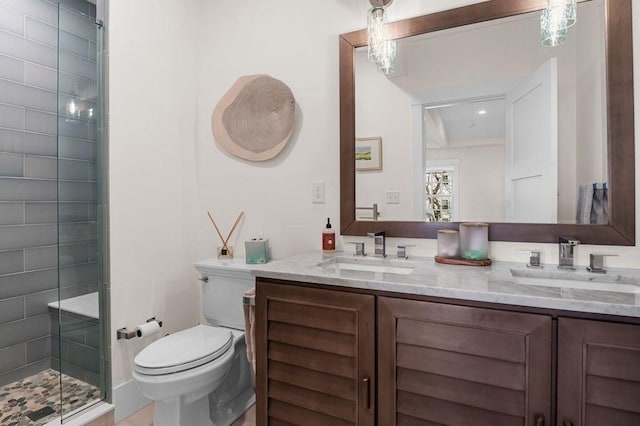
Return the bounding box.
[355,0,607,224]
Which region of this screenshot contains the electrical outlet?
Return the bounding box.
[386,191,400,204]
[312,181,325,203]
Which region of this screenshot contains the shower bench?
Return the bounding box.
[48,292,101,388]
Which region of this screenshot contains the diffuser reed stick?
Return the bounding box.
[224,211,244,246]
[207,211,226,245]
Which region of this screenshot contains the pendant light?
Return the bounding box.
[367,0,396,74]
[541,0,577,47]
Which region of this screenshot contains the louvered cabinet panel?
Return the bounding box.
[256,280,375,426]
[558,318,640,426]
[378,297,552,426]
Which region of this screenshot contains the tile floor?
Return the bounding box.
[0,369,100,425]
[114,403,256,426]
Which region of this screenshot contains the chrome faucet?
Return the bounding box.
[367,231,386,257]
[558,237,579,270]
[349,242,366,256]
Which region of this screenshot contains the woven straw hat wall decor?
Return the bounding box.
[211,74,297,162]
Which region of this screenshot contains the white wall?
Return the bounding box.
[355,50,414,220]
[108,0,200,392]
[428,142,505,222]
[107,0,640,408]
[575,0,608,190]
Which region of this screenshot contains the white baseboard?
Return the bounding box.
[113,380,151,423]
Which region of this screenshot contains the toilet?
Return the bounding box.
[132,258,256,426]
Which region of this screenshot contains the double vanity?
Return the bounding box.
[292,0,639,423]
[252,253,640,426]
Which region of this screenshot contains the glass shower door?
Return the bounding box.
[55,1,104,419]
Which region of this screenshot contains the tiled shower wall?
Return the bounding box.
[0,0,98,386]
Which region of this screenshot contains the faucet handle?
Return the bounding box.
[348,242,367,256]
[518,250,543,269]
[396,244,414,259]
[528,250,542,269]
[587,254,617,273]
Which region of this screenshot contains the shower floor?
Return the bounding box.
[0,369,100,425]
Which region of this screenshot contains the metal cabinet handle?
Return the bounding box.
[361,377,370,410]
[535,415,545,426]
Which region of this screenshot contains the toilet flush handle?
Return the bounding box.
[198,276,209,283]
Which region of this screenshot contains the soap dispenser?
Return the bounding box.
[322,218,336,254]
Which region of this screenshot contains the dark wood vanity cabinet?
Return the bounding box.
[378,297,552,426]
[256,278,640,426]
[255,281,375,426]
[557,318,640,426]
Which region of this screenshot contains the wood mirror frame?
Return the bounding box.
[339,0,635,245]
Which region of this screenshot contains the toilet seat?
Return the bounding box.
[134,325,233,375]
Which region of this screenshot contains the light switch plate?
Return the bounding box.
[386,190,399,204]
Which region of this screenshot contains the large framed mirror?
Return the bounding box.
[340,0,634,245]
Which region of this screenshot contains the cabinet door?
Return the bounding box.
[256,280,375,426]
[558,318,640,426]
[378,297,552,426]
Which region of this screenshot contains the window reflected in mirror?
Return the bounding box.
[425,165,456,222]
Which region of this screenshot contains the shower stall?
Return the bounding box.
[0,0,108,423]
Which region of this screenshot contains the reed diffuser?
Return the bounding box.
[207,211,244,259]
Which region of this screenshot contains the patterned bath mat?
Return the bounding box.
[0,369,100,425]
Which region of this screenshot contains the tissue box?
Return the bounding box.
[245,239,269,264]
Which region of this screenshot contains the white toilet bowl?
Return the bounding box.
[132,324,254,426]
[132,258,256,425]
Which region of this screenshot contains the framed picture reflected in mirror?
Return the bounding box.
[356,137,382,171]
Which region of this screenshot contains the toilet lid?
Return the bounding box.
[134,325,233,375]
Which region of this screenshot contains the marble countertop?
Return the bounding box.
[251,252,640,318]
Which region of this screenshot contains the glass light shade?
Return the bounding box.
[549,0,577,27]
[376,39,397,74]
[564,0,577,28]
[541,5,569,46]
[367,7,388,62]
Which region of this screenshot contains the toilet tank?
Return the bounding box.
[193,258,256,330]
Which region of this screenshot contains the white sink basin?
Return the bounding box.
[510,269,640,293]
[319,257,416,275]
